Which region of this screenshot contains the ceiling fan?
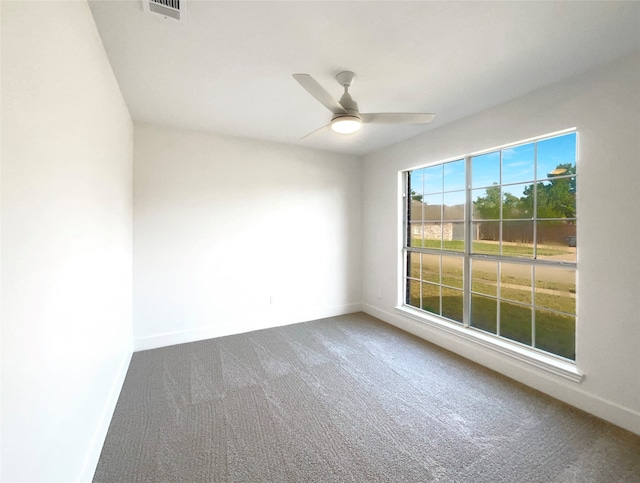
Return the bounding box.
[292,71,435,139]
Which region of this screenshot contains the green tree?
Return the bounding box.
[502,191,522,218]
[522,163,576,220]
[546,162,576,219]
[474,163,575,221]
[473,184,522,218]
[473,184,501,219]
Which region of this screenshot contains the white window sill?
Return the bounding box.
[395,305,584,383]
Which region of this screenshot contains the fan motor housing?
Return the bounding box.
[338,92,359,112]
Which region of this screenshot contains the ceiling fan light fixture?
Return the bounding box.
[292,71,435,140]
[331,115,361,134]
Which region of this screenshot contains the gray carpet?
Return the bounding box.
[94,312,640,482]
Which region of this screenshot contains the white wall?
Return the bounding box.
[133,123,362,349]
[362,53,640,434]
[1,1,133,481]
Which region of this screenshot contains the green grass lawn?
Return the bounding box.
[411,238,568,257]
[471,269,575,314]
[407,280,575,360]
[410,257,575,314]
[407,240,576,360]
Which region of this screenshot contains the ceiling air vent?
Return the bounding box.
[142,0,184,22]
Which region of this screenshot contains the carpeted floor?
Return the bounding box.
[94,312,640,482]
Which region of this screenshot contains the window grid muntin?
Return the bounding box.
[404,131,577,361]
[470,135,577,261]
[405,249,465,324]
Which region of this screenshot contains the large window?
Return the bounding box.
[404,131,577,360]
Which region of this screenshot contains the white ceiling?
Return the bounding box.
[88,1,640,155]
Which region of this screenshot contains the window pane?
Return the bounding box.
[407,280,421,308]
[537,221,576,262]
[535,267,576,315]
[407,252,421,279]
[423,222,442,249]
[473,187,500,220]
[443,192,465,221]
[421,282,440,315]
[409,222,423,248]
[536,178,576,219]
[502,183,529,219]
[424,165,443,194]
[471,259,498,296]
[500,262,532,305]
[502,220,533,258]
[471,294,497,334]
[444,159,465,191]
[537,133,576,181]
[502,143,534,184]
[442,288,463,323]
[535,309,575,360]
[443,223,465,252]
[500,301,532,346]
[409,169,424,200]
[421,253,440,283]
[472,151,500,188]
[410,198,423,221]
[473,221,500,255]
[442,256,463,289]
[423,194,442,221]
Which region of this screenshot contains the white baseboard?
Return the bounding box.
[134,303,363,352]
[363,303,640,436]
[79,350,133,482]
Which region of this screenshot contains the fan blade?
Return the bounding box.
[361,113,435,124]
[299,124,330,141]
[293,74,347,114]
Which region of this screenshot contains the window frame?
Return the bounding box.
[398,129,582,382]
